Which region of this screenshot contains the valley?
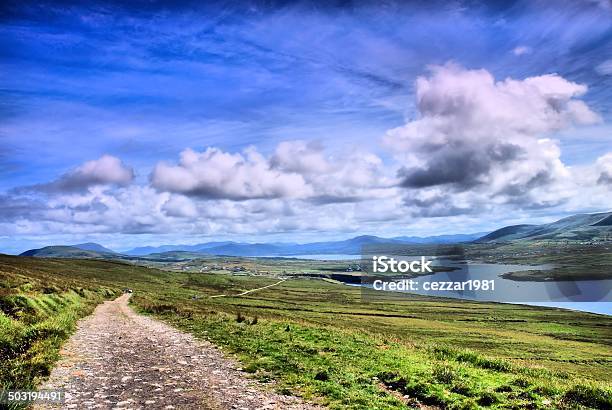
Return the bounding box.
[1,254,610,409]
[17,212,612,282]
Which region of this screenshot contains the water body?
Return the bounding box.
[290,254,612,315]
[394,261,611,316]
[288,254,360,260]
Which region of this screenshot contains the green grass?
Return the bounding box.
[132,272,611,409]
[0,290,109,392]
[0,255,163,399]
[1,255,611,409]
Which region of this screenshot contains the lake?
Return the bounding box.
[288,254,361,260]
[290,254,612,315]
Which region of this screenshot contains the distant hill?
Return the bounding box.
[19,246,113,258]
[124,241,235,256]
[474,225,537,242]
[591,214,612,226]
[22,233,484,259]
[199,235,401,256]
[123,233,485,257]
[475,212,612,243]
[392,233,486,244]
[72,242,116,254]
[19,212,611,259]
[204,243,284,257]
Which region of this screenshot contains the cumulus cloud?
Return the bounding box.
[272,140,390,203]
[1,63,608,242]
[151,142,389,203]
[595,153,612,185]
[162,195,198,218]
[271,140,331,175]
[385,64,599,210]
[25,155,134,193]
[1,142,393,239]
[398,142,525,189]
[151,147,313,200]
[0,183,369,239]
[402,190,477,217]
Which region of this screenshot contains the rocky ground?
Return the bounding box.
[35,294,320,410]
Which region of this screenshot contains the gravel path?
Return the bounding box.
[210,279,286,298]
[35,294,320,410]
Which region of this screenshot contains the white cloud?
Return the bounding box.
[384,64,600,212]
[1,64,609,244]
[512,45,531,56]
[162,195,198,218]
[595,153,612,185]
[0,143,390,238]
[151,147,313,200]
[151,142,390,203]
[272,140,391,203]
[26,155,135,193]
[271,140,331,175]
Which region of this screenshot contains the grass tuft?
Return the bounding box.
[562,384,612,409]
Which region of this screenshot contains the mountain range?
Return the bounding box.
[18,233,484,258]
[17,211,612,258]
[121,233,485,256]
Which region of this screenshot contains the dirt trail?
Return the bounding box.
[210,279,286,298]
[35,294,319,410]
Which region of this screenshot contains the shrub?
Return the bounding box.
[452,382,476,397]
[314,370,329,381]
[562,384,612,409]
[432,364,457,384]
[477,391,500,406]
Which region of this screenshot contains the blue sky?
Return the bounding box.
[1,0,611,253]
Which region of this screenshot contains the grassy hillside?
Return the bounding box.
[475,212,612,243]
[134,278,611,409]
[0,255,172,402]
[18,245,112,259]
[1,255,610,409]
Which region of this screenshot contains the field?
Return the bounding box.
[1,254,611,409]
